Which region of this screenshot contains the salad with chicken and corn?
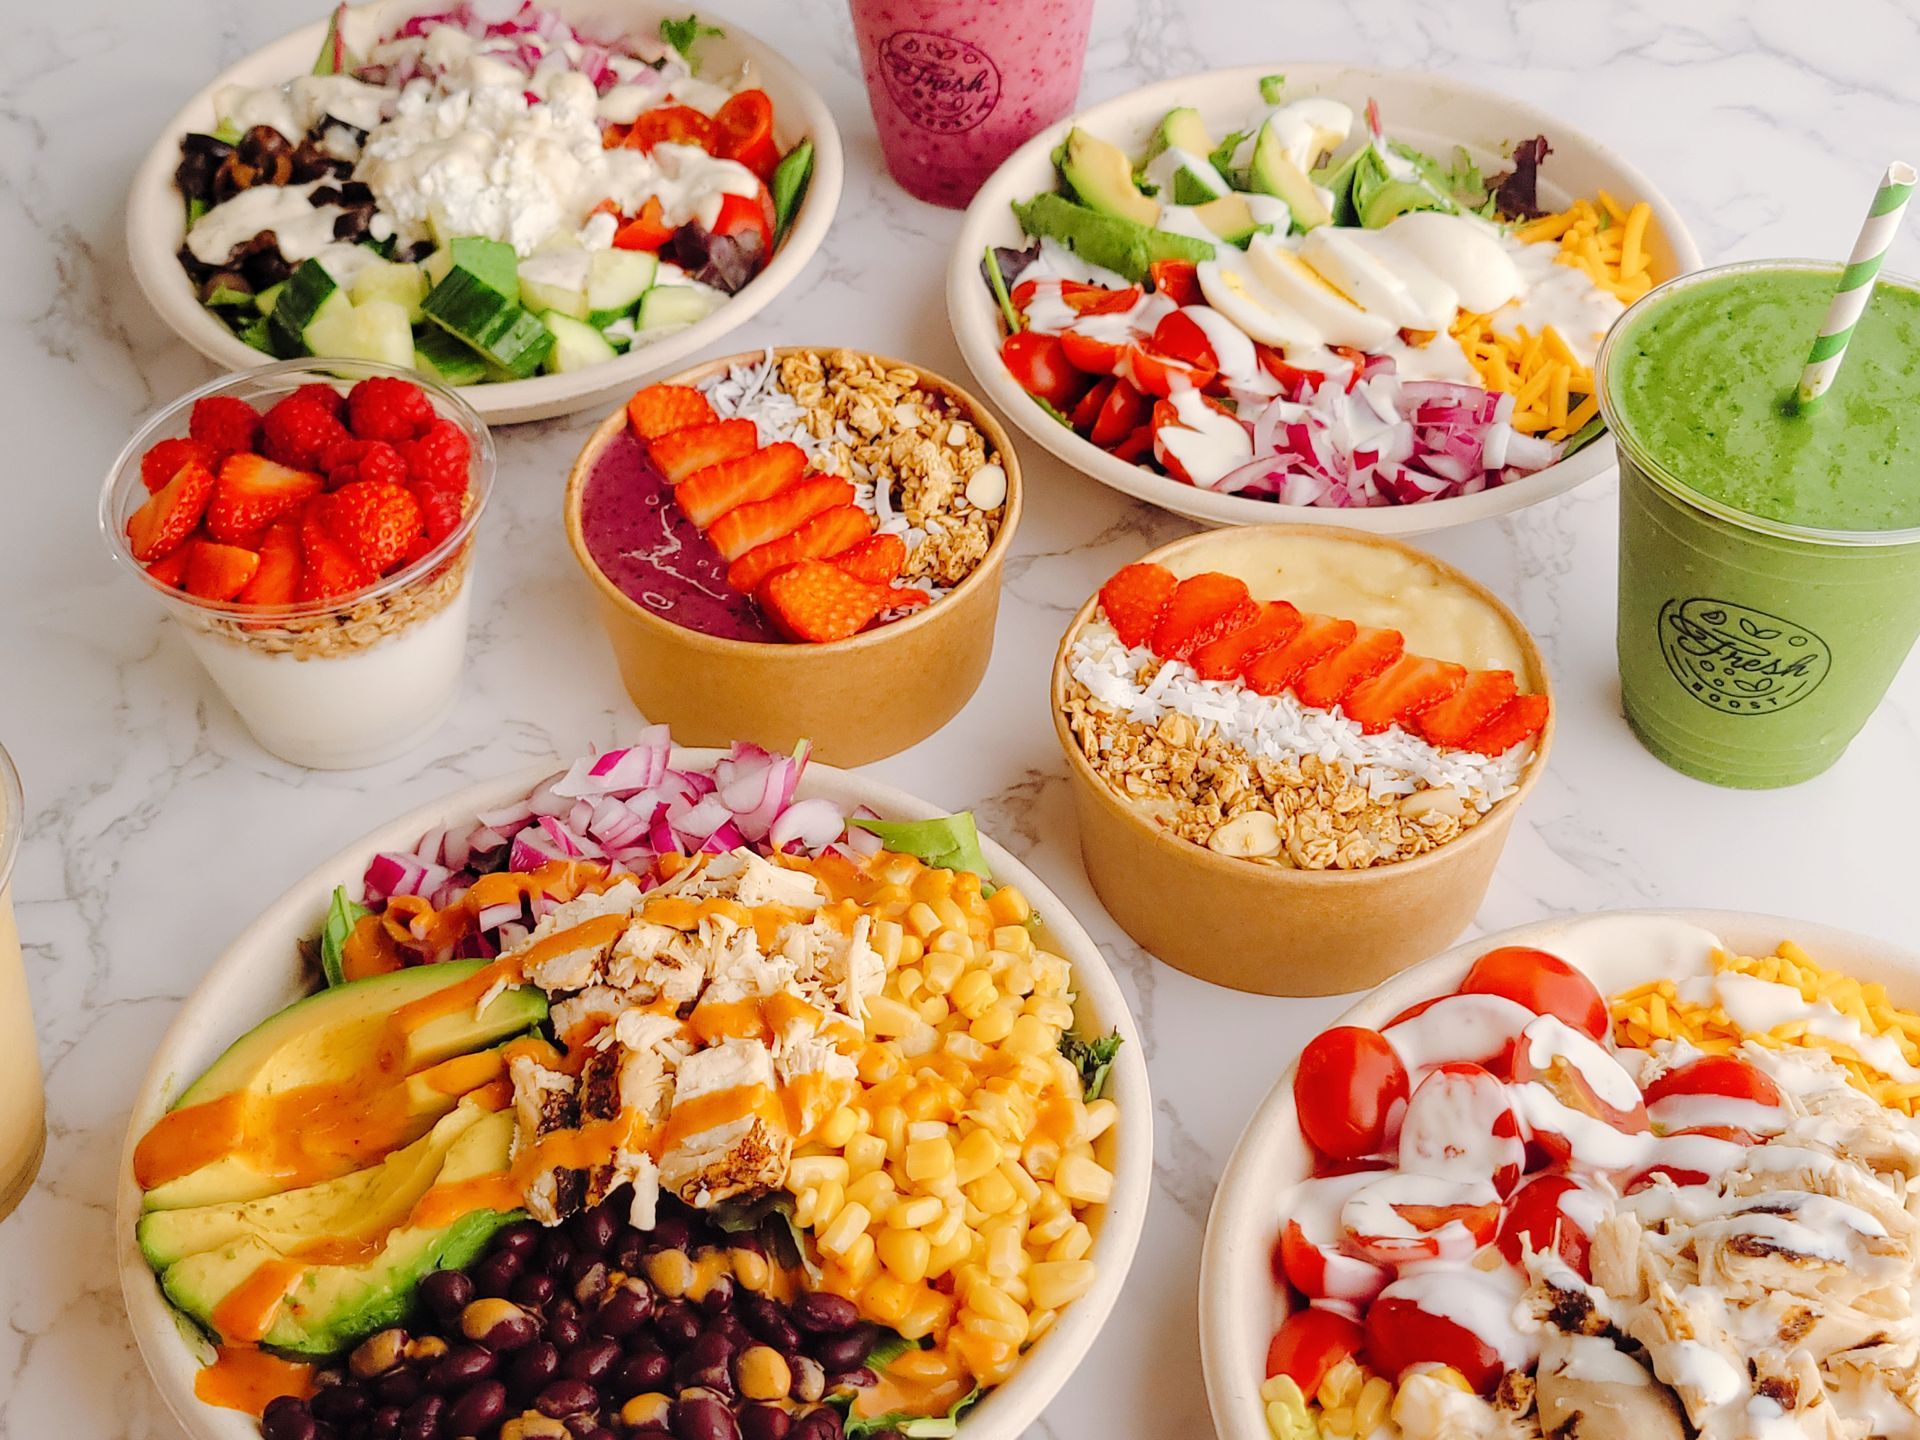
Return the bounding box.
[172,3,816,385]
[132,730,1121,1440]
[1261,920,1920,1440]
[982,76,1663,508]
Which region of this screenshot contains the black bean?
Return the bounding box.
[675,1332,736,1395]
[670,1390,740,1440]
[826,1367,876,1393]
[790,1293,858,1335]
[181,132,235,163]
[507,1340,562,1399]
[425,1344,496,1392]
[595,1280,652,1336]
[573,1260,611,1302]
[399,1392,444,1439]
[493,1220,541,1258]
[789,1355,826,1405]
[260,1396,318,1440]
[443,1378,508,1436]
[461,1297,539,1352]
[738,1402,792,1440]
[472,1248,523,1298]
[563,1417,605,1440]
[548,1307,585,1352]
[611,1234,648,1272]
[563,1336,622,1385]
[573,1429,617,1440]
[539,1234,576,1275]
[739,1297,799,1353]
[653,1299,701,1351]
[310,1383,369,1423]
[808,1325,877,1375]
[514,1271,558,1309]
[240,238,293,289]
[535,1377,599,1417]
[696,1275,734,1315]
[373,1369,422,1406]
[309,1424,340,1440]
[706,1314,749,1353]
[571,1203,619,1255]
[332,208,371,242]
[647,1214,693,1252]
[365,1406,403,1440]
[788,1407,845,1440]
[419,1269,475,1329]
[615,1345,672,1396]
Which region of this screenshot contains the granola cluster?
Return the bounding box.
[775,349,1007,586]
[183,545,472,660]
[1062,682,1486,871]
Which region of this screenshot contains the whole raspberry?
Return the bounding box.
[409,480,465,544]
[321,438,409,491]
[347,376,435,443]
[397,418,473,493]
[261,395,349,471]
[292,382,346,419]
[139,436,216,494]
[188,395,261,455]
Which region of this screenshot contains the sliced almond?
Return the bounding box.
[1207,811,1282,859]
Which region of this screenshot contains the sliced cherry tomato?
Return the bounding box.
[712,189,774,255]
[1090,377,1150,448]
[1496,1174,1594,1278]
[1625,1129,1750,1193]
[1329,344,1369,393]
[1058,328,1123,375]
[1294,1026,1409,1161]
[1265,1307,1364,1395]
[1010,279,1141,316]
[1149,393,1243,484]
[1069,377,1117,435]
[1000,331,1088,411]
[613,196,674,251]
[1148,257,1202,306]
[1256,344,1326,396]
[623,103,717,153]
[712,88,778,180]
[1511,1014,1650,1171]
[1110,422,1156,463]
[1461,946,1609,1041]
[1381,991,1535,1078]
[1365,1289,1505,1394]
[1120,342,1214,398]
[1340,1172,1500,1266]
[1151,309,1217,371]
[1397,1062,1524,1197]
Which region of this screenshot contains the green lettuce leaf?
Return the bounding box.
[1060,1030,1122,1101]
[1258,74,1286,104]
[660,15,723,66]
[1557,410,1608,459]
[845,1386,984,1438]
[771,139,815,245]
[319,885,369,989]
[850,815,992,880]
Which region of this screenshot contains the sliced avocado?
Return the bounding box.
[1251,120,1333,231]
[159,1110,519,1357]
[137,1094,499,1270]
[1058,128,1160,226]
[1143,106,1215,166]
[1359,177,1453,229]
[1012,193,1212,284]
[1190,193,1263,244]
[139,960,544,1212]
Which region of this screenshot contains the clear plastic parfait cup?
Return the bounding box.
[99,359,496,770]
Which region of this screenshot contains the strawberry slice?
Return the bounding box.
[1152,572,1258,661]
[833,533,907,586]
[677,442,808,529]
[235,520,301,608]
[320,480,422,575]
[1243,614,1357,696]
[297,506,372,605]
[1295,626,1406,711]
[1417,670,1520,749]
[184,540,262,603]
[646,417,759,484]
[1342,655,1468,734]
[206,454,325,545]
[707,475,856,561]
[727,504,874,594]
[1098,563,1175,649]
[139,437,215,494]
[626,384,713,440]
[757,560,896,643]
[1461,692,1550,756]
[126,458,214,562]
[1189,601,1302,681]
[145,541,196,590]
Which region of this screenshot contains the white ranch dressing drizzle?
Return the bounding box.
[1383,992,1534,1074]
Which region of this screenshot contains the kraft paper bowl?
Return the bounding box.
[566,349,1023,765]
[1050,525,1552,996]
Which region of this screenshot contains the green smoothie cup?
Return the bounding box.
[1601,260,1920,789]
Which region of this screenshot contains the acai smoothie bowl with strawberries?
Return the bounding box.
[1051,524,1551,995]
[566,348,1023,765]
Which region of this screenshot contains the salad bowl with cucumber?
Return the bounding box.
[947,65,1700,536]
[129,0,843,423]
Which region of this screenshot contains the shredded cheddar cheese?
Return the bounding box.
[1612,941,1920,1115]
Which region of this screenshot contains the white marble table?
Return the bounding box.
[6,0,1920,1433]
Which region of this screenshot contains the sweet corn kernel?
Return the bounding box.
[819,1107,861,1149]
[915,995,950,1025]
[1054,1153,1114,1205]
[933,897,968,933]
[898,1288,953,1341]
[906,902,942,938]
[876,1227,933,1284]
[928,1198,966,1248]
[797,1178,843,1228]
[912,866,954,901]
[923,950,965,994]
[1000,959,1036,997]
[987,887,1032,925]
[942,1031,988,1063]
[953,1329,1018,1386]
[1027,1307,1058,1344]
[1046,1221,1093,1262]
[845,1170,896,1210]
[1006,1013,1055,1056]
[863,1273,917,1325]
[1021,1138,1061,1183]
[888,1194,942,1229]
[897,934,924,966]
[893,965,924,1000]
[999,1157,1042,1206]
[840,1231,879,1284]
[904,1087,948,1123]
[964,1281,1028,1334]
[1032,1184,1069,1223]
[990,923,1032,954]
[952,971,998,1019]
[1355,1378,1391,1435]
[819,1201,872,1257]
[904,1136,955,1184]
[1026,1209,1074,1246]
[872,920,905,967]
[874,1105,908,1155]
[906,1119,946,1143]
[865,995,919,1037]
[1083,1098,1118,1142]
[926,1226,972,1278]
[966,1169,1017,1215]
[1024,996,1075,1032]
[789,1155,851,1190]
[930,927,969,955]
[1027,1259,1096,1310]
[857,1045,900,1085]
[952,1128,1002,1185]
[985,1219,1026,1278]
[969,1004,1017,1046]
[845,1132,887,1179]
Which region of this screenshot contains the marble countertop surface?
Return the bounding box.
[5,0,1920,1433]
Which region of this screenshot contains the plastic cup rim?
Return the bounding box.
[1598,258,1920,549]
[97,357,497,624]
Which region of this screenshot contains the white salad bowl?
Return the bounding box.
[116,750,1152,1440]
[1196,908,1920,1440]
[947,65,1703,536]
[126,0,844,425]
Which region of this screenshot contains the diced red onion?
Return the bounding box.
[769,798,847,853]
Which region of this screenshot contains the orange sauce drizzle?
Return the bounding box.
[210,1258,306,1344]
[653,1083,785,1158]
[194,1347,314,1416]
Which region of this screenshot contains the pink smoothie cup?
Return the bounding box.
[849,0,1093,208]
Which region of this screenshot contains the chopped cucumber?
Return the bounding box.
[305,298,415,368]
[637,285,720,332]
[519,250,593,320]
[423,247,453,287]
[204,275,254,309]
[237,315,276,354]
[771,139,815,244]
[533,229,586,254]
[349,258,428,321]
[586,249,657,326]
[415,328,488,387]
[540,311,620,374]
[422,238,552,377]
[267,259,342,357]
[253,281,285,317]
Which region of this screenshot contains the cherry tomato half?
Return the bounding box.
[1643,1053,1782,1108]
[1397,1062,1524,1197]
[1643,1054,1784,1143]
[1069,376,1116,435]
[613,196,674,251]
[1150,309,1218,371]
[712,189,774,255]
[1293,1026,1410,1161]
[712,88,778,181]
[1256,344,1326,396]
[1461,946,1609,1041]
[1000,331,1088,411]
[1057,328,1123,375]
[623,103,717,153]
[1120,342,1214,398]
[1090,377,1151,448]
[1381,991,1534,1077]
[1265,1306,1364,1395]
[1339,1172,1501,1266]
[1510,1015,1649,1171]
[1148,257,1202,306]
[1365,1290,1504,1395]
[1010,279,1141,316]
[1496,1174,1593,1278]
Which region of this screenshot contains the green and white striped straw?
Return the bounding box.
[1797,161,1917,411]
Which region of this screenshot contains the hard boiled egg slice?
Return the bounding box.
[1384,212,1525,314]
[1196,259,1320,350]
[1299,227,1460,331]
[1247,234,1397,350]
